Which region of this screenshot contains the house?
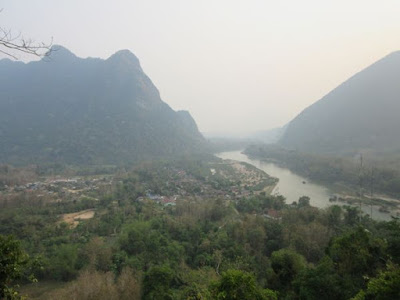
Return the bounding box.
[263,209,282,221]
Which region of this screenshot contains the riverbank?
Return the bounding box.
[217,150,397,221]
[245,144,400,201]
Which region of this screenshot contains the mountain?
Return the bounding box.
[252,125,287,144]
[0,45,206,165]
[280,51,400,155]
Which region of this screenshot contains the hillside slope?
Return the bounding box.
[0,46,206,165]
[280,51,400,155]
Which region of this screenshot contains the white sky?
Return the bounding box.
[1,0,400,135]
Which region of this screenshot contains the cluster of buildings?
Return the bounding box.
[136,191,178,206]
[0,176,112,200]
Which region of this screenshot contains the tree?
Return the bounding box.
[210,269,277,300]
[47,244,79,281]
[298,196,310,208]
[0,9,52,59]
[326,227,387,297]
[327,227,387,278]
[377,220,400,264]
[344,206,360,226]
[327,205,342,231]
[294,256,345,300]
[270,248,306,290]
[142,265,176,300]
[0,235,29,299]
[351,263,400,300]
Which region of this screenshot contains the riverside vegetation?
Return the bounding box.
[246,145,400,204]
[1,156,400,299]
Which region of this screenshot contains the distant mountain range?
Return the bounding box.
[0,45,206,165]
[280,51,400,155]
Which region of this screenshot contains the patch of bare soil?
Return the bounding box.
[62,209,95,228]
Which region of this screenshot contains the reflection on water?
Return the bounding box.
[216,150,391,221]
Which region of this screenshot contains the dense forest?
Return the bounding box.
[1,157,399,299]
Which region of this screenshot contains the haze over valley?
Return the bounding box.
[1,1,400,299]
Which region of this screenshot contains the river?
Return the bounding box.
[216,150,392,221]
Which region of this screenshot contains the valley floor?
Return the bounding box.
[1,155,400,300]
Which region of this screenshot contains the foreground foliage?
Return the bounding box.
[1,158,400,299]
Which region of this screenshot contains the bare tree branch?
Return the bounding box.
[1,10,52,60]
[0,47,17,59]
[0,33,53,59]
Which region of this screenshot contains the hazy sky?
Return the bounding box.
[1,0,400,135]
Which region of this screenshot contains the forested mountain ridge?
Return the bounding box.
[280,51,400,155]
[0,45,206,165]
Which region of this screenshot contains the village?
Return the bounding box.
[133,159,278,202]
[0,162,274,201]
[0,159,279,227]
[0,176,112,201]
